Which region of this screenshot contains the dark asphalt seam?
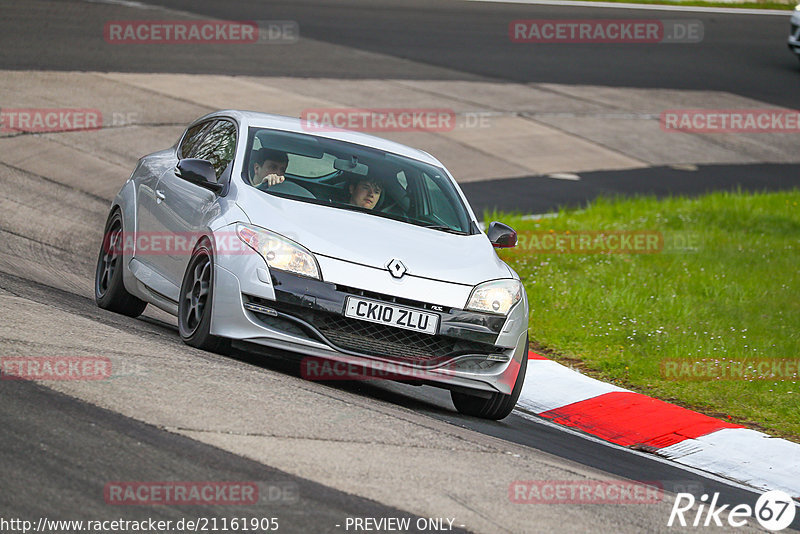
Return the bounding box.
[0,227,80,255]
[0,161,111,203]
[391,79,646,171]
[389,79,514,113]
[525,82,631,111]
[35,125,172,169]
[0,270,181,343]
[168,426,497,452]
[515,112,649,166]
[94,74,219,114]
[90,69,221,114]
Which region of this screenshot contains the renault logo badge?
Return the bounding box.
[386,259,407,279]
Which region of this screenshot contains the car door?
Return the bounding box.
[147,119,237,298]
[132,122,213,295]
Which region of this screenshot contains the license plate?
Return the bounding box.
[344,297,439,335]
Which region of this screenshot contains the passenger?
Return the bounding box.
[251,148,289,188]
[348,177,382,210]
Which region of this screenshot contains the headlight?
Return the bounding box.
[236,223,321,280]
[466,279,522,315]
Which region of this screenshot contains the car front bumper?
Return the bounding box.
[210,250,529,396]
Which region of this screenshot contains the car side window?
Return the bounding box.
[178,121,213,159]
[182,120,238,179]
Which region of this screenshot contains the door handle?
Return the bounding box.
[155,190,166,203]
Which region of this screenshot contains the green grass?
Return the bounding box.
[577,0,795,9]
[492,189,800,440]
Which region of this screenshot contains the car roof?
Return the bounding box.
[196,110,445,169]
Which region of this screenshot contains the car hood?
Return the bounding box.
[236,190,512,286]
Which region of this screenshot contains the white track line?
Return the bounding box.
[466,0,791,16]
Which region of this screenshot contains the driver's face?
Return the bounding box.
[254,159,287,180]
[350,181,382,209]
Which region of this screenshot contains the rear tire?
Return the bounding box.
[451,334,528,420]
[94,210,147,317]
[178,240,231,354]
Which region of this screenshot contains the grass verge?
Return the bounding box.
[575,0,794,10]
[492,189,800,440]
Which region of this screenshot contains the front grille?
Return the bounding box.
[313,313,498,363]
[792,23,799,36]
[245,296,502,365]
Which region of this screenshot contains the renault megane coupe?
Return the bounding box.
[95,110,529,419]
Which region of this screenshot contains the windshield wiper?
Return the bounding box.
[423,224,468,235]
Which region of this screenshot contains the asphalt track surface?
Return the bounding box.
[2,268,794,531]
[3,0,799,209]
[2,0,800,532]
[3,0,799,108]
[1,377,454,533]
[461,162,800,214]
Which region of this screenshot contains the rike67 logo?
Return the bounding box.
[668,490,796,531]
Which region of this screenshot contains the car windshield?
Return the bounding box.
[242,127,475,235]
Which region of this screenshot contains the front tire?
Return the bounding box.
[94,210,147,317]
[451,335,528,420]
[178,241,230,354]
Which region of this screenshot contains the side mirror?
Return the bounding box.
[487,221,517,248]
[175,159,224,194]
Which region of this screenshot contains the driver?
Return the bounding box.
[251,148,289,188]
[348,177,382,210]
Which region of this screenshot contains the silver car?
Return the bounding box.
[95,110,529,420]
